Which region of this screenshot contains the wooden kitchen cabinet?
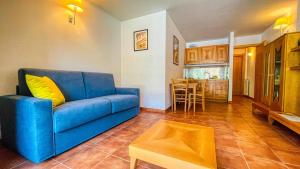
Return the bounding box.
[185,48,199,64]
[216,45,229,63]
[201,46,216,64]
[205,80,215,99]
[204,80,228,102]
[185,44,228,65]
[214,80,229,100]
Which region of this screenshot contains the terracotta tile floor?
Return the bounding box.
[1,96,300,169]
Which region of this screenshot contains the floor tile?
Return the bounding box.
[54,144,89,162]
[216,149,248,169]
[273,149,300,166]
[49,164,70,169]
[92,156,129,169]
[62,147,109,169]
[112,128,139,141]
[239,141,280,161]
[263,137,300,152]
[286,164,300,169]
[245,155,288,169]
[137,160,164,169]
[0,147,26,169]
[112,145,130,161]
[94,136,127,154]
[85,133,110,146]
[13,159,59,169]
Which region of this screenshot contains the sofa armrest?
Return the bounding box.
[116,87,140,97]
[0,95,54,163]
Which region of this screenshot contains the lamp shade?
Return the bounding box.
[67,0,83,13]
[273,16,289,29]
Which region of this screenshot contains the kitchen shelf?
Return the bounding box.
[290,66,300,70]
[291,46,300,52]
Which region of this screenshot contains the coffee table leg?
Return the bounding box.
[130,157,137,169]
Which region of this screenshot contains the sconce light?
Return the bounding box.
[273,16,289,35]
[67,0,83,25]
[248,52,253,57]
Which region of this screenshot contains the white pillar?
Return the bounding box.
[228,32,234,102]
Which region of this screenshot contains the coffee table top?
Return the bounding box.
[129,120,217,169]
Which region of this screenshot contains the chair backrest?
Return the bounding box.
[188,79,207,94]
[172,79,189,92]
[198,80,207,95]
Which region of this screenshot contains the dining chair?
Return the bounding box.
[171,79,189,112]
[188,80,207,112]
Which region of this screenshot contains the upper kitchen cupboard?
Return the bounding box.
[185,45,228,65]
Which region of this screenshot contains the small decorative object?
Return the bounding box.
[134,29,148,51]
[173,35,179,65]
[67,0,83,25]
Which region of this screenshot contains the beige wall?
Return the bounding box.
[0,0,121,95]
[165,13,185,109]
[121,11,167,109]
[262,4,298,42]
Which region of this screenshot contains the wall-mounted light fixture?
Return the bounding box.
[273,16,290,35]
[67,0,83,25]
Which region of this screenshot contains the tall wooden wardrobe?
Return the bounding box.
[252,32,300,134]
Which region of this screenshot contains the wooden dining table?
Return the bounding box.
[170,82,198,113]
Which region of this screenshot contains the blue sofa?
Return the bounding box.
[0,68,140,163]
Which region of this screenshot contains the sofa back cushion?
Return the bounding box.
[83,72,116,98]
[19,68,86,102]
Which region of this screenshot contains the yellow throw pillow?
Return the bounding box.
[25,74,65,107]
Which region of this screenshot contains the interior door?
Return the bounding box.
[233,55,244,95]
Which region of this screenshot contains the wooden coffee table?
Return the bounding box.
[129,120,217,169]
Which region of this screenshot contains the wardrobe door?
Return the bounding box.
[261,45,272,106]
[270,37,285,111]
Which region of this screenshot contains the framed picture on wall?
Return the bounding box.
[173,35,179,65]
[134,29,148,51]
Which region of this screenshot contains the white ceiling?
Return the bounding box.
[89,0,297,42]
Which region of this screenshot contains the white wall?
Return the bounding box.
[235,34,262,46]
[165,13,186,109]
[262,5,298,42]
[0,0,121,95]
[186,38,228,48]
[187,34,262,48]
[121,11,167,110]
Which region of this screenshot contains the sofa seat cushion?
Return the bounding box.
[53,98,111,133]
[100,95,139,113]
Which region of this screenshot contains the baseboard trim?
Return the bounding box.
[140,107,170,113]
[243,95,254,100]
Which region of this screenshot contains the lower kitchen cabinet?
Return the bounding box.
[204,80,228,102]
